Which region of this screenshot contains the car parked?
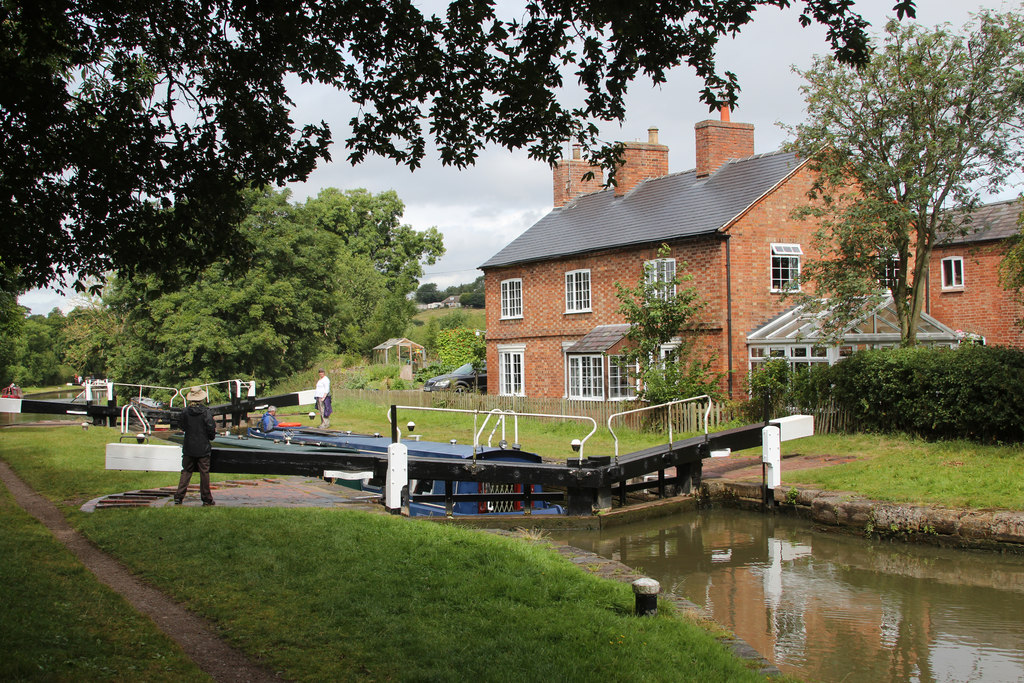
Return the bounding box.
[422,362,487,393]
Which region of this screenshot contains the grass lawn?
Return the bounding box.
[742,433,1024,511]
[0,425,777,682]
[0,482,206,680]
[274,396,715,464]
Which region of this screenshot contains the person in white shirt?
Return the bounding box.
[314,368,332,429]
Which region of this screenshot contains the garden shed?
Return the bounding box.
[372,338,425,369]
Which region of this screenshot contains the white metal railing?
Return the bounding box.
[178,379,256,404]
[86,379,183,406]
[607,395,713,458]
[119,402,151,436]
[388,405,598,458]
[477,409,519,449]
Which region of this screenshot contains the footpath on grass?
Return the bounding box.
[0,459,284,683]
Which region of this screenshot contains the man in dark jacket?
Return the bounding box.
[174,386,217,506]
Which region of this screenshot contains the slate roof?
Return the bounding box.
[565,324,631,353]
[943,198,1021,245]
[481,150,804,269]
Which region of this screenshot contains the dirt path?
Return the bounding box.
[0,460,284,683]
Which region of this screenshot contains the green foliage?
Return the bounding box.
[67,187,437,386]
[615,245,721,402]
[435,328,486,371]
[0,265,24,385]
[459,291,485,308]
[415,282,442,304]
[999,218,1024,318]
[3,0,896,292]
[5,310,73,386]
[792,345,1024,443]
[787,11,1024,345]
[746,359,792,421]
[437,310,469,330]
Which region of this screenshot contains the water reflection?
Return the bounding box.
[554,509,1024,683]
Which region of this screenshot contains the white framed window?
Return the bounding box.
[567,354,603,400]
[565,269,591,313]
[770,243,802,292]
[498,344,525,396]
[749,344,830,371]
[941,256,964,289]
[645,258,676,300]
[608,355,637,400]
[500,278,523,319]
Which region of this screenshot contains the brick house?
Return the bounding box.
[480,112,837,400]
[928,198,1024,347]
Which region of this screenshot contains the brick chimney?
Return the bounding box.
[614,127,669,197]
[695,108,754,178]
[553,146,604,208]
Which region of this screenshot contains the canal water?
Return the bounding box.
[553,509,1024,682]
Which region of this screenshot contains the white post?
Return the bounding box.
[762,425,781,489]
[385,442,408,514]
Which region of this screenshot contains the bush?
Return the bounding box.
[745,359,791,422]
[435,328,485,370]
[792,345,1024,443]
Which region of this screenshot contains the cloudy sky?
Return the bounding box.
[19,0,1019,314]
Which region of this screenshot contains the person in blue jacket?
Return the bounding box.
[261,405,279,432]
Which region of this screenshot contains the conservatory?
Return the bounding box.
[747,297,961,371]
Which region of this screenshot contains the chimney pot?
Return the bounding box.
[720,106,730,122]
[572,145,581,160]
[648,127,659,144]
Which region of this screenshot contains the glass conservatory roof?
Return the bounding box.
[748,297,959,345]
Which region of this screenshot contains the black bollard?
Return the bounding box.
[632,578,660,617]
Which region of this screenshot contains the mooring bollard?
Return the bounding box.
[632,577,660,617]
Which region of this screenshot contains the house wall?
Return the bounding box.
[928,240,1024,347]
[483,163,827,400]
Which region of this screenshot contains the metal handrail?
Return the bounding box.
[477,409,518,448]
[86,379,182,406]
[177,379,256,406]
[606,395,713,458]
[119,402,151,435]
[389,405,598,458]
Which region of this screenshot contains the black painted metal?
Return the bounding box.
[195,420,770,515]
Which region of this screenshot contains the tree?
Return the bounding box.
[302,188,444,294]
[0,264,24,385]
[787,11,1024,346]
[416,283,443,304]
[2,0,914,292]
[615,246,720,403]
[73,187,437,386]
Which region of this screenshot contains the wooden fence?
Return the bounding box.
[332,389,734,434]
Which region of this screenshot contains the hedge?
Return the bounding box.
[790,344,1024,443]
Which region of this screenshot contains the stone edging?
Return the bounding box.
[703,480,1024,552]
